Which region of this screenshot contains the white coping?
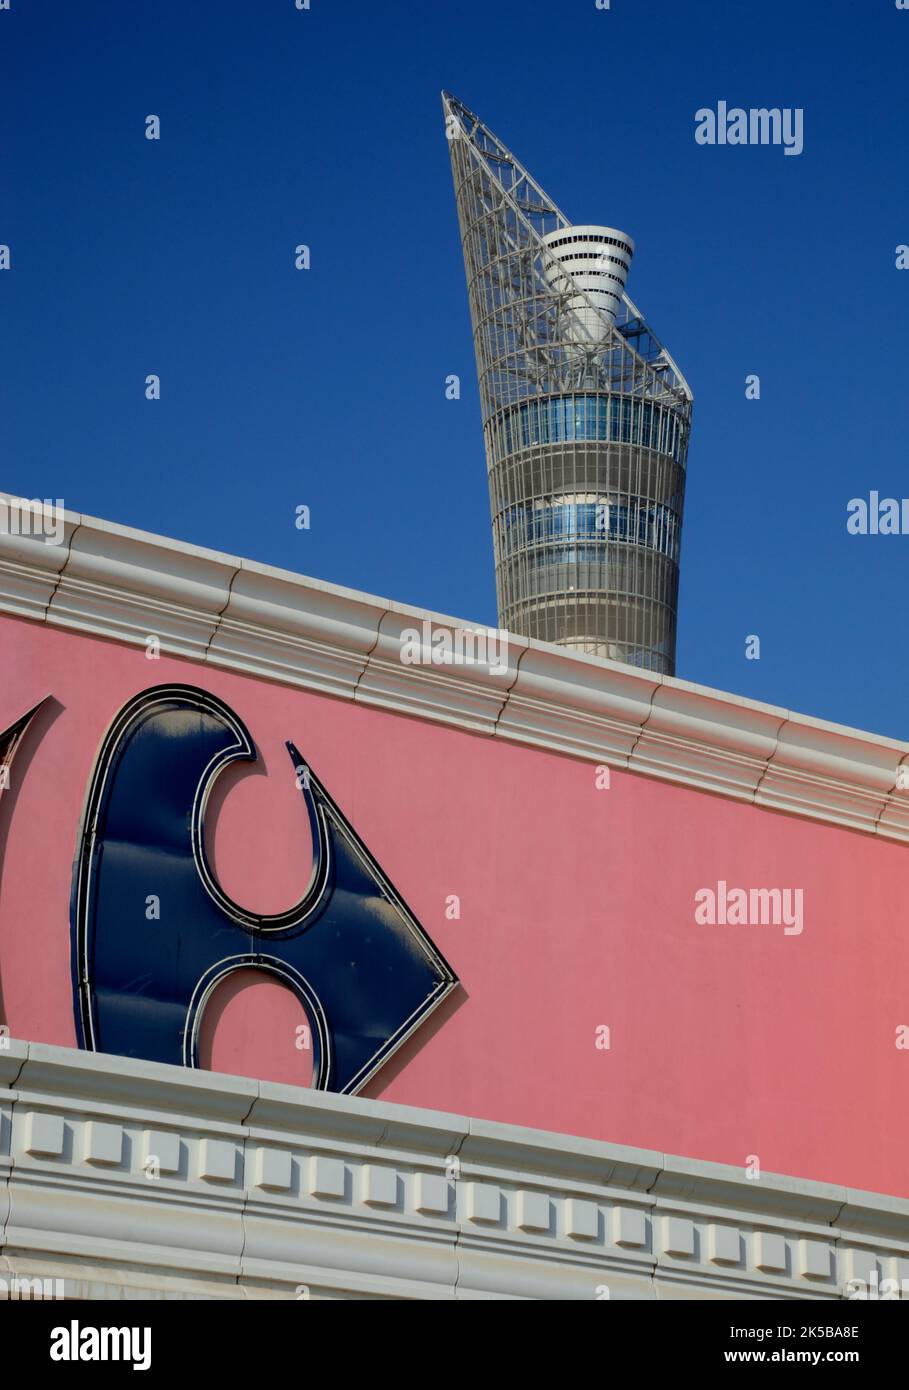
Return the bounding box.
[2,495,909,841]
[0,1041,906,1300]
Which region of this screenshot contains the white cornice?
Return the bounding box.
[2,496,909,841]
[1,1042,907,1300]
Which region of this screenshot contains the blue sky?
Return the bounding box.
[3,0,908,738]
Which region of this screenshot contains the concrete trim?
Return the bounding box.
[0,1041,906,1300]
[2,498,909,840]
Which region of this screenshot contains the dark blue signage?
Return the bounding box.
[71,684,457,1093]
[0,700,48,790]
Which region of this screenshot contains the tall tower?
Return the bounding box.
[444,93,693,675]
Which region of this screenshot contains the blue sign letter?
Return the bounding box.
[71,684,457,1093]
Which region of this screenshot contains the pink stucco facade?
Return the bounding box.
[1,610,907,1198]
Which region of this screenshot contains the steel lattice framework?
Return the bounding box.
[444,92,693,674]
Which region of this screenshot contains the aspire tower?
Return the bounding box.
[444,93,693,673]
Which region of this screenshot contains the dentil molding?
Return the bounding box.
[1,1042,908,1300]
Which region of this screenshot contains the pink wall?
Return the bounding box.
[1,611,907,1197]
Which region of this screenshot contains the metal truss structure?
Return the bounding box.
[444,92,693,674]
